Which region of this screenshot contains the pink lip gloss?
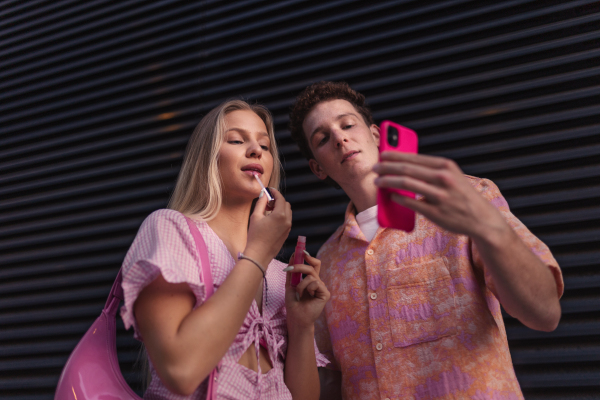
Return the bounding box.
[291,236,306,287]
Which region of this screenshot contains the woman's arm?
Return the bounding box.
[284,254,330,400]
[135,192,292,396]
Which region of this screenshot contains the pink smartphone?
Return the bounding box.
[377,120,418,232]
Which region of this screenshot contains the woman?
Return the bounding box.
[120,100,330,399]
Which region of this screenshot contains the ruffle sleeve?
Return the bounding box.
[119,209,207,340]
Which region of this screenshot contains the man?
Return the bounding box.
[288,81,562,399]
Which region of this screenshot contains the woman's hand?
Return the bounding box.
[285,251,330,330]
[245,188,292,267]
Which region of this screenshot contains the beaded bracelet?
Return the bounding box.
[237,252,268,306]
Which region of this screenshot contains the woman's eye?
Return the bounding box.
[229,140,243,144]
[261,145,269,150]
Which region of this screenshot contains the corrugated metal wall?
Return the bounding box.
[1,0,598,398]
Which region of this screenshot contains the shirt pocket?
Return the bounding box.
[386,258,457,348]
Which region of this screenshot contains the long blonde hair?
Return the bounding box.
[168,100,281,219]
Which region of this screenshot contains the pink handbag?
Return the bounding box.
[55,216,218,399]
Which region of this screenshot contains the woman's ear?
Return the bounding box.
[308,159,328,180]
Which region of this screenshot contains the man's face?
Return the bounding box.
[303,99,380,188]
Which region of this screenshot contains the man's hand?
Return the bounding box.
[373,151,561,332]
[373,151,507,240]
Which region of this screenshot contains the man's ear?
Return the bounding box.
[308,158,328,180]
[370,124,381,148]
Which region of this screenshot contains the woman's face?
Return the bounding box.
[218,109,274,204]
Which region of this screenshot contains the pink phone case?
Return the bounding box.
[377,121,418,232]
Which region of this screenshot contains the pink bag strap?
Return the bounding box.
[104,269,124,317]
[184,217,214,297]
[184,216,218,400]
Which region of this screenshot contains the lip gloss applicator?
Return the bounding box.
[252,172,275,210]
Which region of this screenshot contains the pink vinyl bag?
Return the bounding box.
[55,216,218,399]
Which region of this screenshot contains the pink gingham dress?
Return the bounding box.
[120,209,327,400]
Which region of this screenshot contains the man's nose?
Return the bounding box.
[332,128,348,147]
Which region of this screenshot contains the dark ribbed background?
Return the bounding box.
[1,1,599,399]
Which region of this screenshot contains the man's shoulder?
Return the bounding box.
[316,224,346,259]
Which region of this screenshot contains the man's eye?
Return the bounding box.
[343,124,354,129]
[318,136,328,146]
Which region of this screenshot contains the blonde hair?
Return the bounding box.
[168,100,281,219]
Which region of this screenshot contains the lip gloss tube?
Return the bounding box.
[291,236,306,287]
[253,172,275,210]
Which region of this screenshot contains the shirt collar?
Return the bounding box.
[340,202,369,242]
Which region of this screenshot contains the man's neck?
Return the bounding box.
[339,170,378,213]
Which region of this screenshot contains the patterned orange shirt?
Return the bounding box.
[315,177,563,400]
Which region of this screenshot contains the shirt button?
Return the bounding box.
[376,343,383,351]
[366,249,374,255]
[370,293,377,300]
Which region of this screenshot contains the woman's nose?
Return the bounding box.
[247,141,263,158]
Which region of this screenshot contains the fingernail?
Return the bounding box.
[303,250,310,256]
[259,191,264,199]
[282,266,294,272]
[295,292,300,302]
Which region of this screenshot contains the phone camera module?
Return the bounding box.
[388,126,399,147]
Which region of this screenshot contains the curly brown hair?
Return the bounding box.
[289,81,375,161]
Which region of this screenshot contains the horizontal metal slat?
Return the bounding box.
[0,322,92,342]
[436,124,600,176]
[507,321,600,340]
[539,229,600,248]
[0,270,117,296]
[0,200,159,239]
[0,0,182,60]
[3,2,593,146]
[518,371,600,388]
[0,254,122,280]
[467,145,600,181]
[0,0,356,118]
[416,101,600,147]
[404,85,600,130]
[0,0,551,128]
[0,0,75,32]
[555,252,600,268]
[0,218,141,252]
[0,170,174,212]
[0,0,302,92]
[0,236,131,266]
[560,297,600,314]
[376,66,600,128]
[496,164,600,192]
[0,184,170,226]
[0,377,58,390]
[507,185,600,209]
[0,304,103,326]
[0,137,184,187]
[0,286,111,311]
[511,345,600,364]
[519,206,600,228]
[563,274,600,290]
